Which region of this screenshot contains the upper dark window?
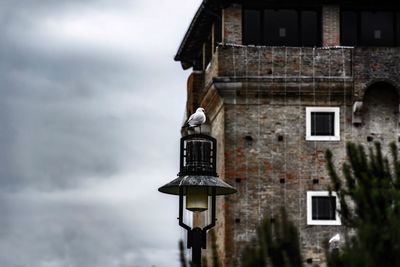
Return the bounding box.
[361,12,394,46]
[264,9,298,46]
[301,10,319,46]
[397,12,400,44]
[243,9,262,45]
[341,11,358,46]
[341,10,400,46]
[243,8,321,47]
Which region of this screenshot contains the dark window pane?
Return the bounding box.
[214,19,222,52]
[243,9,261,45]
[312,196,336,220]
[360,11,394,46]
[205,36,212,67]
[341,11,358,46]
[264,9,298,46]
[311,112,335,136]
[397,12,400,46]
[301,10,319,46]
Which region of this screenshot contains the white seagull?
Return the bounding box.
[329,233,340,244]
[183,107,206,129]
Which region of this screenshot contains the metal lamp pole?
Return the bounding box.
[179,187,216,266]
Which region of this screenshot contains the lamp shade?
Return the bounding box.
[158,175,237,196]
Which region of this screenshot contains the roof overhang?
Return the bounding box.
[175,0,398,69]
[174,0,225,70]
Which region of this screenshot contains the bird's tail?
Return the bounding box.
[181,123,190,129]
[181,126,195,130]
[181,123,195,129]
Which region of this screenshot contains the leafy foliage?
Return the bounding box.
[242,142,400,267]
[325,142,400,267]
[241,208,303,267]
[209,230,222,267]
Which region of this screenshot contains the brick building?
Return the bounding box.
[175,0,400,265]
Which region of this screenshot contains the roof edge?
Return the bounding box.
[174,1,208,64]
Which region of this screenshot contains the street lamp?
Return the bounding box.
[158,134,236,267]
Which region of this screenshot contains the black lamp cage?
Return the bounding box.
[179,134,217,177]
[159,134,236,196]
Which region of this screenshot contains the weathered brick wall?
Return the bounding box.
[353,47,400,100]
[220,93,352,266]
[218,89,399,266]
[186,71,205,116]
[322,6,340,46]
[217,45,352,78]
[222,4,242,45]
[189,45,400,266]
[209,106,227,265]
[205,52,219,88]
[353,84,399,155]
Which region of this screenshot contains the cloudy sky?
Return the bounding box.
[0,1,200,266]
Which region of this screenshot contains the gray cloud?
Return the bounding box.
[0,191,181,267]
[0,0,199,266]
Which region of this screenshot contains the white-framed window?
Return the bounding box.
[306,107,340,141]
[307,191,341,225]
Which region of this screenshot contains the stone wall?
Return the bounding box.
[222,4,242,45]
[216,84,400,266]
[184,5,400,267]
[353,47,400,100]
[193,44,400,266]
[208,106,227,265]
[221,94,351,266]
[322,6,340,46]
[217,45,352,78]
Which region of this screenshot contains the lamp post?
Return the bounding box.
[158,134,237,267]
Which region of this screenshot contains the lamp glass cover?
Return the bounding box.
[186,187,208,212]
